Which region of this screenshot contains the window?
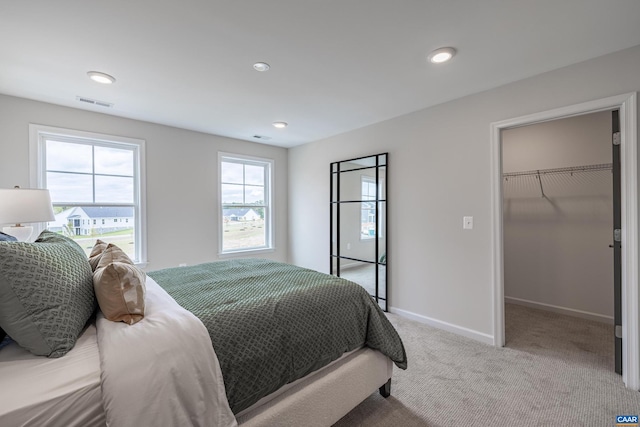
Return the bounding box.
[219,153,273,254]
[360,175,384,240]
[30,125,146,264]
[361,176,377,239]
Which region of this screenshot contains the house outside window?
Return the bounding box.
[30,125,146,264]
[219,153,273,254]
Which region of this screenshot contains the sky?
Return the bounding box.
[46,139,134,204]
[221,161,265,204]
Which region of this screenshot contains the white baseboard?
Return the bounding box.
[388,306,494,345]
[505,296,614,324]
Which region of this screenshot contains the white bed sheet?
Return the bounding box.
[0,324,105,427]
[96,277,237,427]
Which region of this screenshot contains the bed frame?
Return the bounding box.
[0,331,392,427]
[237,348,393,426]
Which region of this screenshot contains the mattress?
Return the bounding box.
[0,323,104,427]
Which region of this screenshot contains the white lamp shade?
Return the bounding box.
[0,188,55,225]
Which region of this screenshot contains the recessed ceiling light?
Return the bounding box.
[87,71,116,84]
[427,47,456,64]
[272,121,288,129]
[253,62,270,72]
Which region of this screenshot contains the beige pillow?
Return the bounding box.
[88,239,109,271]
[93,244,146,325]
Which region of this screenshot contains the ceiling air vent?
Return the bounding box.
[253,135,272,141]
[76,96,113,108]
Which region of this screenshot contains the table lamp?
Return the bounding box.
[0,187,55,241]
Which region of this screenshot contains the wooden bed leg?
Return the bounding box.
[379,378,391,398]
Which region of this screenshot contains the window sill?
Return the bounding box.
[218,247,275,258]
[134,261,149,270]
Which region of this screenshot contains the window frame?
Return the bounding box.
[29,124,147,266]
[218,152,274,256]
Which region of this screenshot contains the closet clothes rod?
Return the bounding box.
[502,163,612,178]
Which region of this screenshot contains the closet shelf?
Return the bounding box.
[503,163,612,198]
[503,163,612,178]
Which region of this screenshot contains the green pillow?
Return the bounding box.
[0,231,96,357]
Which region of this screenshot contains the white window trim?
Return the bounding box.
[29,124,147,267]
[218,151,274,256]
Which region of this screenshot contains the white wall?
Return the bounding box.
[502,111,613,320]
[0,95,288,271]
[288,44,640,340]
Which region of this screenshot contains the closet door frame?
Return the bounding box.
[490,92,638,390]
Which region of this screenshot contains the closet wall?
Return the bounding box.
[502,111,614,321]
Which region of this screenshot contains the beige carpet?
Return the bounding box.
[339,265,386,303]
[334,304,640,426]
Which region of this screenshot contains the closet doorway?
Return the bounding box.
[501,110,619,372]
[490,92,638,389]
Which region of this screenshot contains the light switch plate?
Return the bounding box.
[463,216,473,230]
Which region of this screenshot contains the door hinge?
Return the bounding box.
[615,325,622,339]
[614,228,621,242]
[613,132,621,146]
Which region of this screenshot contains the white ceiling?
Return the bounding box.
[2,1,640,148]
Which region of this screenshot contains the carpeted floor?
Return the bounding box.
[333,304,640,426]
[340,265,387,309]
[339,265,386,298]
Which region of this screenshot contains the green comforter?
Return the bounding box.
[148,258,407,414]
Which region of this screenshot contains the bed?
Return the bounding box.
[0,233,407,427]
